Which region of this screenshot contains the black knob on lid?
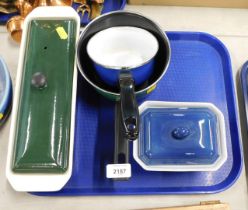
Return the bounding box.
[31,72,47,89]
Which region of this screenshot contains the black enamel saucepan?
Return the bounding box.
[76,11,171,177]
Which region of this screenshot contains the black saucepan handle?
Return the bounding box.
[113,73,139,180]
[114,101,129,164]
[119,72,139,141]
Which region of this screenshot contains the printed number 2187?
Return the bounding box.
[106,164,131,178]
[113,168,126,175]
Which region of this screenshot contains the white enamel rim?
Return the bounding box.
[86,26,159,70]
[133,101,227,172]
[6,6,80,192]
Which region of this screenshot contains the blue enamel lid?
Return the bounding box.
[0,56,12,125]
[133,101,227,171]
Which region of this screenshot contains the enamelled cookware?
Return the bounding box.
[6,6,80,192]
[77,11,171,175]
[133,101,227,171]
[86,26,159,86]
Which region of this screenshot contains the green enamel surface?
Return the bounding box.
[12,20,77,173]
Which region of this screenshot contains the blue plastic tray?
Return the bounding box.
[0,0,126,25]
[0,56,12,125]
[33,32,242,195]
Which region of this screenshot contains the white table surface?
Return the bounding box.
[1,5,248,210]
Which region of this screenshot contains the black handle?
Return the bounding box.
[114,101,129,164]
[112,73,139,180]
[119,72,139,141]
[113,101,130,180]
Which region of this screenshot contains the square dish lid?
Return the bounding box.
[133,101,227,171]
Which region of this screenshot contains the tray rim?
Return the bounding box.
[0,56,12,118]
